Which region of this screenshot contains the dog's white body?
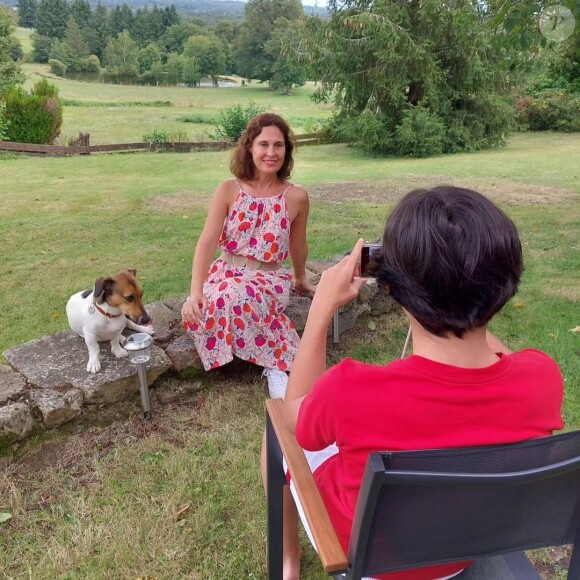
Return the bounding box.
[66,270,153,373]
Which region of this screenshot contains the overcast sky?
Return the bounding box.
[302,0,327,7]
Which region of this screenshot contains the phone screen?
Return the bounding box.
[360,243,382,277]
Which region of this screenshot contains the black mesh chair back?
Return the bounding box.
[347,430,580,579]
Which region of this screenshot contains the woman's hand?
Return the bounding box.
[311,238,367,317]
[181,291,208,326]
[292,275,315,296]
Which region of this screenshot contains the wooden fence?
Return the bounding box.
[0,132,329,157]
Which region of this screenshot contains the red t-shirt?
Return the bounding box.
[295,349,564,580]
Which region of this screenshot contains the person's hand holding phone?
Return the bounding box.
[311,238,368,319]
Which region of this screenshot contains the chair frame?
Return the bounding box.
[266,398,580,580]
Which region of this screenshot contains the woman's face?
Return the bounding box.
[249,125,286,177]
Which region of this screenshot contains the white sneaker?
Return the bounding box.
[262,368,288,399]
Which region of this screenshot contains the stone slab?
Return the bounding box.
[164,296,186,314]
[4,330,172,404]
[0,365,27,405]
[165,333,203,372]
[0,402,37,446]
[285,295,313,335]
[145,300,182,345]
[30,388,84,429]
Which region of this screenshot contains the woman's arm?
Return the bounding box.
[182,180,236,325]
[283,239,367,433]
[287,186,313,294]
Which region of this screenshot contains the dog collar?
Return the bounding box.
[93,302,122,318]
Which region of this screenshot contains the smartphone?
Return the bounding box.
[360,243,382,277]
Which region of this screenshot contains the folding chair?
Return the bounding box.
[266,398,580,580]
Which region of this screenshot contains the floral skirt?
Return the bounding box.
[184,259,299,371]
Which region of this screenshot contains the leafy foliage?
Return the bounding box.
[48,57,66,76]
[265,18,306,94]
[103,31,139,82]
[17,0,37,28]
[34,0,69,39]
[212,101,266,142]
[142,128,169,143]
[0,7,24,96]
[515,91,580,132]
[233,0,303,82]
[2,79,63,144]
[296,0,515,157]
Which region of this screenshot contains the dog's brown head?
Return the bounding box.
[93,269,151,325]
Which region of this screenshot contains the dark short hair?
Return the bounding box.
[230,113,296,181]
[375,185,523,337]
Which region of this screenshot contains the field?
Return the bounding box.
[0,50,579,579]
[21,62,332,144]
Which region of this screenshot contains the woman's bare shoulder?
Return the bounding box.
[285,183,309,202]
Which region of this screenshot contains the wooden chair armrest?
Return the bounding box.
[266,398,349,574]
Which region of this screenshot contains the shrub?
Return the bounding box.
[49,59,67,77]
[515,91,580,132]
[212,102,266,143]
[323,109,393,154]
[86,55,101,73]
[143,129,169,143]
[0,103,9,141]
[394,106,446,158]
[3,80,63,144]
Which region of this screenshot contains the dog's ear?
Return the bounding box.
[128,268,137,276]
[93,276,114,304]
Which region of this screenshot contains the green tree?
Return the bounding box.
[30,32,53,63]
[297,0,514,156]
[0,7,24,96]
[17,0,37,28]
[69,0,91,30]
[85,2,110,60]
[213,19,240,75]
[109,4,134,36]
[160,22,206,55]
[132,7,155,47]
[181,55,201,87]
[64,16,89,59]
[182,33,225,82]
[49,39,77,71]
[138,41,163,74]
[34,0,69,39]
[165,51,182,85]
[103,30,139,81]
[162,5,179,28]
[265,18,305,94]
[234,0,303,81]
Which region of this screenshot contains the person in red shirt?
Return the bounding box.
[273,185,564,580]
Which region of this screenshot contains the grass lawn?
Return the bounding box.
[14,26,33,54]
[0,89,578,577]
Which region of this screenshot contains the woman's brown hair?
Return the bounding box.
[230,113,296,181]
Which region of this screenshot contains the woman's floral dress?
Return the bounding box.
[184,179,300,371]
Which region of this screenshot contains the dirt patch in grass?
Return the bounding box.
[146,191,210,213]
[145,179,572,215]
[307,178,573,206]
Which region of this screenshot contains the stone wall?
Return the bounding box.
[0,258,398,463]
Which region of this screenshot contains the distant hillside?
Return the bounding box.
[0,0,328,22]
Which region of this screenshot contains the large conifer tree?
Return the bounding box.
[298,0,515,156]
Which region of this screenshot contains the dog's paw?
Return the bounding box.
[87,360,101,373]
[112,347,128,359]
[142,325,154,336]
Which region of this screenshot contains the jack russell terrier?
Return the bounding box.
[66,269,154,373]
